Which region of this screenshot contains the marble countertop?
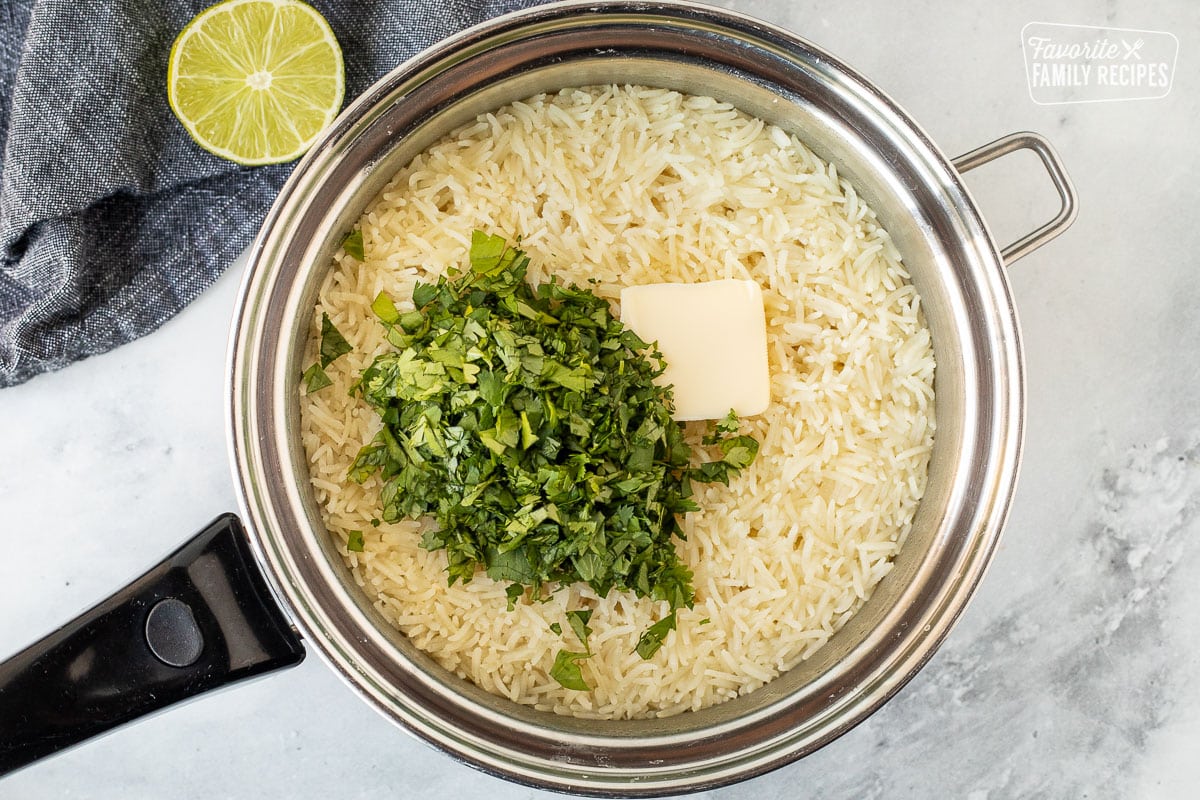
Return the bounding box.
[2,1,1197,797]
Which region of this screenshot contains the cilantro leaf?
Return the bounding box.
[319,313,352,367]
[566,609,593,652]
[550,650,591,691]
[343,229,365,261]
[372,291,400,324]
[302,363,333,394]
[346,529,365,552]
[469,230,509,274]
[721,435,759,469]
[485,545,537,584]
[505,582,526,611]
[636,611,677,660]
[411,282,438,308]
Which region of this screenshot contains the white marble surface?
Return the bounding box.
[2,0,1198,797]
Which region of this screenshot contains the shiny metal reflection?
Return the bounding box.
[228,1,1072,794]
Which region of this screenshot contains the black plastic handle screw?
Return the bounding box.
[0,514,305,776]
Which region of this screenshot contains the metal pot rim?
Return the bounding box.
[227,1,1074,794]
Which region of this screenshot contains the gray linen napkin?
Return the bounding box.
[0,0,545,388]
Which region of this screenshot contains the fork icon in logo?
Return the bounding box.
[1122,38,1145,60]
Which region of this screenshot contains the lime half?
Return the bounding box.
[167,0,345,166]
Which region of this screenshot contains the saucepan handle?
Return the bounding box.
[0,514,304,777]
[952,131,1079,267]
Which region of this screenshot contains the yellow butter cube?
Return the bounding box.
[620,280,770,421]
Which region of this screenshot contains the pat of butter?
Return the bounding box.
[620,280,770,421]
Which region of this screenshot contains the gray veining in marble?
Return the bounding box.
[2,0,1198,797]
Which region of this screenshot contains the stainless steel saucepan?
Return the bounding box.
[0,2,1076,794]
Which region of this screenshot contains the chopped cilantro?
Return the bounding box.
[371,291,400,324]
[714,409,740,436]
[550,649,591,691]
[348,231,758,659]
[504,582,526,611]
[548,608,598,689]
[346,529,364,552]
[319,313,352,367]
[343,229,365,261]
[301,363,332,394]
[692,409,760,484]
[468,229,511,274]
[302,313,353,394]
[566,609,593,650]
[635,611,677,660]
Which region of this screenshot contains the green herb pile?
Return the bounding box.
[315,230,758,682]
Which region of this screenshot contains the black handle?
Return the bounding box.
[0,514,305,776]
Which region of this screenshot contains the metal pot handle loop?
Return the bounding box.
[952,132,1078,267]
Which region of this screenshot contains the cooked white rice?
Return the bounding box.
[299,85,935,719]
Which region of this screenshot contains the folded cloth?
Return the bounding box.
[0,0,545,388]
